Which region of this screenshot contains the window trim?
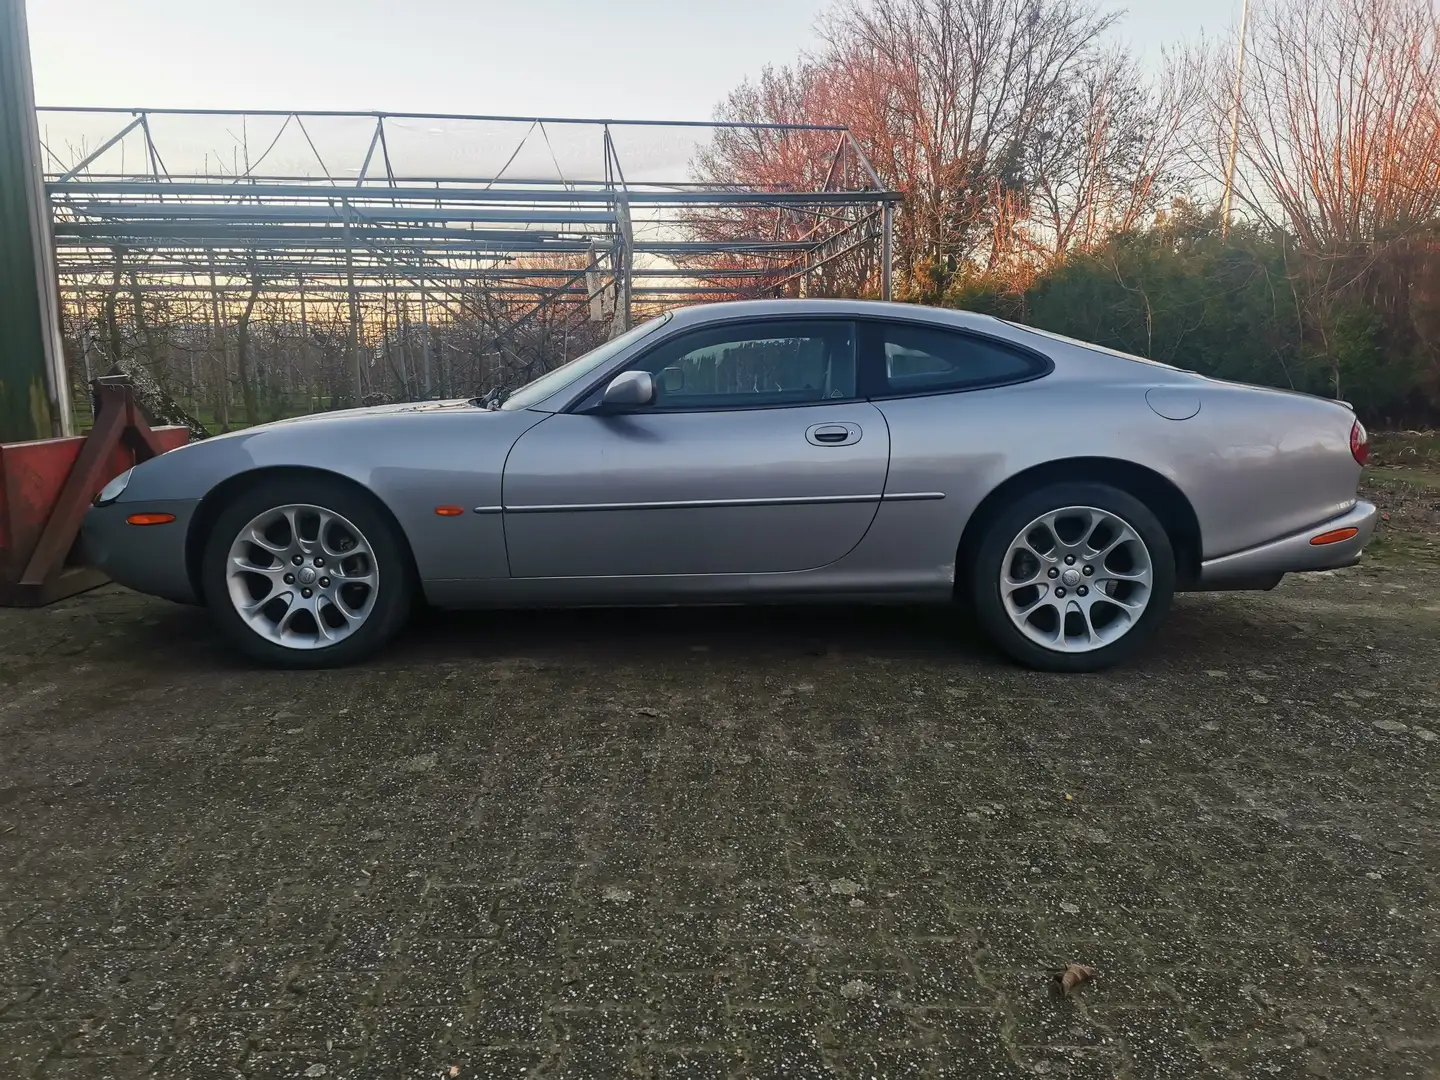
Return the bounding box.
[856,317,1054,400]
[563,316,864,415]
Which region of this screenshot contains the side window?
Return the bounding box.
[632,320,856,410]
[878,323,1046,395]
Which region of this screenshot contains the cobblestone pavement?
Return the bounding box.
[1,557,1437,1079]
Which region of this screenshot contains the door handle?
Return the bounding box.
[806,423,862,447]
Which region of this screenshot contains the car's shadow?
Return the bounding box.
[105,589,1293,675]
[395,602,988,665]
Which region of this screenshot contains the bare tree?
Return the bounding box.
[689,65,883,298]
[1023,50,1202,264]
[91,250,211,439]
[698,0,1139,292]
[1211,0,1440,250]
[821,0,1120,281]
[234,267,263,427]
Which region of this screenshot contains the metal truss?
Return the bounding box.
[39,108,901,402]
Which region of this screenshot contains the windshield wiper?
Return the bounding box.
[471,385,511,410]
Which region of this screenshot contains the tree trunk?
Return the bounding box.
[234,280,261,427]
[127,270,166,389]
[102,258,123,368]
[105,353,211,442]
[101,253,208,439]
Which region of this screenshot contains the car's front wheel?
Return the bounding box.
[201,477,413,668]
[970,482,1175,672]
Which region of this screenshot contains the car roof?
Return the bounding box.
[660,298,1006,334]
[646,299,1206,387]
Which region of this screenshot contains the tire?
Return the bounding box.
[969,482,1175,673]
[201,476,413,668]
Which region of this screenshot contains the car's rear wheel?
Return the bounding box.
[970,482,1175,672]
[201,477,412,668]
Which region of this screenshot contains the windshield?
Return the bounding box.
[500,313,672,411]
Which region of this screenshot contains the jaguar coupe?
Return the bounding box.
[83,299,1376,672]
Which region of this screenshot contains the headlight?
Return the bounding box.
[94,468,134,506]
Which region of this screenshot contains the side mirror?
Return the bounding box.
[601,370,655,408]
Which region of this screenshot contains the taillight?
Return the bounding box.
[1350,420,1369,466]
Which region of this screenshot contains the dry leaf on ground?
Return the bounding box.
[1052,963,1097,997]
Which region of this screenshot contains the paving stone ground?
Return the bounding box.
[1,548,1437,1079]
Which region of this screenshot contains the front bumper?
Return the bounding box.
[81,498,201,604]
[1195,500,1378,591]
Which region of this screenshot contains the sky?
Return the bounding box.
[28,0,1243,121]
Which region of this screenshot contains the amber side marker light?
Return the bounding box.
[434,506,464,517]
[125,512,176,526]
[1311,527,1359,546]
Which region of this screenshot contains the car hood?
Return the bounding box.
[193,399,486,443]
[266,399,480,425]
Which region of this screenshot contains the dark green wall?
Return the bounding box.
[0,0,57,443]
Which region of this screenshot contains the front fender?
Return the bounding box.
[116,408,548,582]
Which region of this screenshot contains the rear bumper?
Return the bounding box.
[1194,500,1378,591]
[81,498,200,604]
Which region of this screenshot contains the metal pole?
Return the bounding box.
[1220,0,1250,235]
[77,287,94,417]
[37,105,853,133]
[341,200,362,402]
[298,277,309,411]
[880,201,894,301]
[0,0,70,440]
[53,114,143,183]
[612,192,633,336]
[207,258,230,431]
[420,289,433,398]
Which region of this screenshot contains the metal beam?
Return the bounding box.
[56,283,772,297]
[355,118,383,188]
[37,105,904,400]
[39,105,851,133]
[49,180,902,205]
[881,202,893,301]
[65,203,620,226]
[53,114,144,184]
[342,200,361,402]
[52,231,821,254]
[50,263,784,280]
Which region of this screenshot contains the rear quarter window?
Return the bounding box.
[876,322,1049,396]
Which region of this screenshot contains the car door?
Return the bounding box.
[501,318,890,578]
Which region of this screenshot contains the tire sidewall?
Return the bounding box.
[201,478,412,668]
[970,482,1176,673]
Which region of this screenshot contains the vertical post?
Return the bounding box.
[585,243,604,323]
[0,0,71,440]
[298,277,310,412]
[76,287,92,383]
[77,288,95,421]
[420,289,433,398]
[439,330,450,399]
[880,201,894,301]
[612,191,633,337]
[341,199,363,403]
[186,305,196,402]
[207,258,229,431]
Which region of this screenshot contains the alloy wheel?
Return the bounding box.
[999,505,1154,653]
[225,503,379,650]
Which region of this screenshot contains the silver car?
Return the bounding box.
[83,299,1376,672]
